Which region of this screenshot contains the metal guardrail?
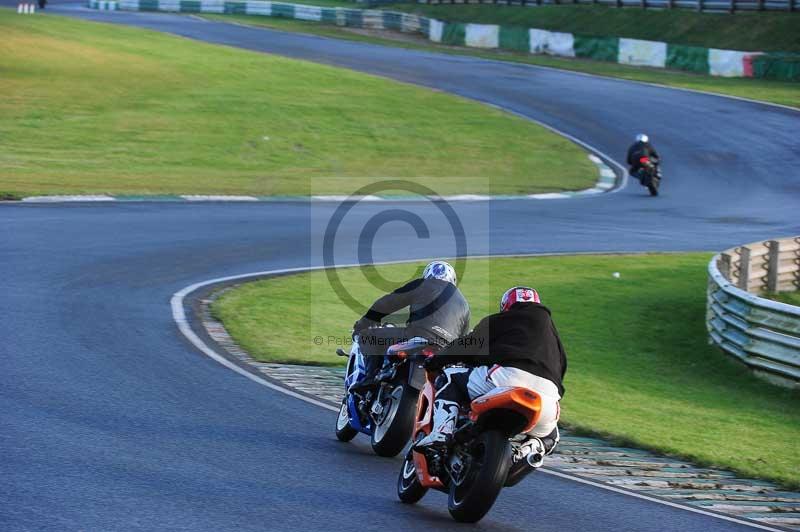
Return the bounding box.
[414,0,798,13]
[707,236,800,387]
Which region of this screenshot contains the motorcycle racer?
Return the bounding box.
[351,261,470,391]
[415,286,566,468]
[627,133,660,179]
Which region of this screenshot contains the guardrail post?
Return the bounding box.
[794,237,800,289]
[738,246,751,291]
[719,253,732,280]
[767,240,780,293]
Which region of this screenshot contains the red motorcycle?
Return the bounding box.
[634,155,661,196]
[397,366,543,523]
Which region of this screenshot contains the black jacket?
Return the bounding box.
[627,141,659,169]
[362,278,471,345]
[436,303,567,396]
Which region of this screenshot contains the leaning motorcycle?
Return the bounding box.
[334,327,435,457]
[634,155,661,196]
[397,365,544,523]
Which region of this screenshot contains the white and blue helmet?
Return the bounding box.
[423,260,457,285]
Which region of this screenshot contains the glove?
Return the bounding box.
[423,354,446,371]
[352,317,378,336]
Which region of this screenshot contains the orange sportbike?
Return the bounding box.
[396,366,544,523]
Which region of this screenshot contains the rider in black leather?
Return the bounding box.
[415,286,566,463]
[352,261,470,389]
[627,133,660,177]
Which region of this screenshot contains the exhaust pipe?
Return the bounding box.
[526,451,544,468]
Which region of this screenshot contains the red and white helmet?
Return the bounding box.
[500,286,540,312]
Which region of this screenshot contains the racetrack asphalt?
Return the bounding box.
[1,4,799,531]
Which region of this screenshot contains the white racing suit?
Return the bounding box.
[422,364,561,461]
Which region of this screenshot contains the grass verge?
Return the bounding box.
[767,291,800,307]
[0,11,594,197]
[390,4,800,52]
[204,14,800,108]
[212,254,800,488]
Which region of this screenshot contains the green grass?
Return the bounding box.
[0,12,595,197]
[206,14,800,108]
[767,291,800,306]
[389,4,800,53]
[212,254,800,488]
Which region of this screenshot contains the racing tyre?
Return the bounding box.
[371,383,417,457]
[397,450,428,504]
[335,398,358,442]
[504,460,534,487]
[448,430,512,523]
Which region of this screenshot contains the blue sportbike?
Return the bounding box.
[334,326,435,457]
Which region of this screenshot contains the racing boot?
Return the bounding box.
[413,399,459,450]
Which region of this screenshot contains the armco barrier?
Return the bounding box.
[707,236,800,387]
[86,0,799,81]
[415,0,797,14]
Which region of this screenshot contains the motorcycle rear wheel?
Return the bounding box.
[371,382,417,457]
[397,450,428,504]
[447,429,512,523]
[648,180,659,196]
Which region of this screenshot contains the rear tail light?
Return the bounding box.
[422,347,437,358]
[639,156,650,164]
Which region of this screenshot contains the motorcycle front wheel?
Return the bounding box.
[397,450,428,504]
[447,429,512,523]
[335,398,358,442]
[370,382,418,457]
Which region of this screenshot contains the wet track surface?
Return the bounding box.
[1,4,799,531]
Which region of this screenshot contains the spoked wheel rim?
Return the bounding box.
[450,443,485,507]
[336,401,350,431]
[371,385,403,443]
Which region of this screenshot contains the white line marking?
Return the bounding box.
[171,253,780,531]
[528,193,570,199]
[22,195,116,202]
[539,469,784,532]
[180,195,259,201]
[171,266,339,413]
[437,194,491,201]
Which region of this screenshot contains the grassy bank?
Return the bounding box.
[391,4,800,52]
[212,254,800,488]
[768,291,800,306]
[206,14,800,108]
[0,12,595,197]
